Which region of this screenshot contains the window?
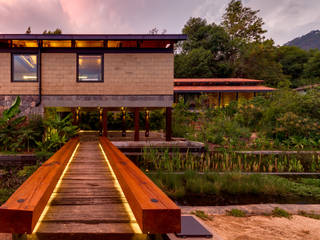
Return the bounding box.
[12,40,38,48]
[42,40,71,48]
[76,40,104,48]
[107,41,137,48]
[77,55,103,82]
[12,54,38,82]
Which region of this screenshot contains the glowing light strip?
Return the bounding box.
[98,143,142,234]
[32,143,80,234]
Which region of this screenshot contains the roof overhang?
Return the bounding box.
[0,34,187,41]
[174,86,276,93]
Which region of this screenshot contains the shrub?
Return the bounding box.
[226,209,247,217]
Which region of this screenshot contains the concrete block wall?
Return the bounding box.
[0,52,173,96]
[0,53,38,95]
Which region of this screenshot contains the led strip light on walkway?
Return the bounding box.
[99,143,142,234]
[32,143,80,234]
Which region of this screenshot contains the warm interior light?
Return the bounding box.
[99,143,142,234]
[23,75,37,80]
[32,143,80,234]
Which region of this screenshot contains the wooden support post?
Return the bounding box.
[121,108,126,137]
[102,108,108,137]
[134,108,140,141]
[218,92,221,107]
[71,108,77,125]
[166,107,172,141]
[145,110,150,137]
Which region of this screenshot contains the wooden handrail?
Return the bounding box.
[0,137,79,234]
[99,137,181,234]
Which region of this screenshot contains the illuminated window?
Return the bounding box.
[140,40,173,48]
[77,55,103,82]
[42,40,71,48]
[12,40,38,48]
[107,41,137,48]
[76,40,104,48]
[12,54,38,82]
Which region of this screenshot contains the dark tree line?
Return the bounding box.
[175,0,320,88]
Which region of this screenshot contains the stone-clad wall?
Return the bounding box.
[0,95,43,116]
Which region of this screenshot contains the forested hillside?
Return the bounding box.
[175,0,320,88]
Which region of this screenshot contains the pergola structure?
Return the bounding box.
[71,107,172,141]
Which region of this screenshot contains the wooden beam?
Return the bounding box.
[102,108,108,137]
[166,107,172,141]
[0,138,79,234]
[99,137,181,234]
[134,108,139,141]
[145,110,150,137]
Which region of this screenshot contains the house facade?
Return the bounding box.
[0,34,187,140]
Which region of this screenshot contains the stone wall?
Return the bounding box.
[0,95,43,116]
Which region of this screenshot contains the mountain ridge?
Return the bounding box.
[285,30,320,50]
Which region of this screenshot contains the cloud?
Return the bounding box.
[0,0,319,45]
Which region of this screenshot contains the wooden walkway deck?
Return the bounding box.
[33,138,145,240]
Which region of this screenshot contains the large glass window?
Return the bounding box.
[12,54,38,82]
[77,55,103,82]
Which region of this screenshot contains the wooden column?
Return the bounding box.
[145,110,150,137]
[102,108,108,137]
[121,108,126,137]
[165,107,172,141]
[134,108,140,141]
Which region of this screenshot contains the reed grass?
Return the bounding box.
[141,148,320,173]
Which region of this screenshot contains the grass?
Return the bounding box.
[148,171,320,205]
[191,210,213,221]
[272,207,292,219]
[299,211,320,220]
[0,165,39,205]
[226,209,247,217]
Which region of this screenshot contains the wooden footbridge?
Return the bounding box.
[0,136,180,239]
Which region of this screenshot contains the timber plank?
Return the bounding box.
[99,137,181,234]
[0,137,79,234]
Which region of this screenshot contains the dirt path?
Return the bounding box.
[208,215,320,240]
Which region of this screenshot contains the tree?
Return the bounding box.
[235,40,286,87]
[43,28,62,35]
[25,26,31,34]
[175,17,235,77]
[277,46,310,87]
[302,50,320,85]
[148,27,167,34]
[221,0,266,43]
[175,48,214,78]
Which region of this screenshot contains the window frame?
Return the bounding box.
[76,53,104,83]
[11,53,39,82]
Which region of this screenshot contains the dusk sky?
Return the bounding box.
[0,0,319,45]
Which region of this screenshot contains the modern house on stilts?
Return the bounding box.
[0,34,187,141]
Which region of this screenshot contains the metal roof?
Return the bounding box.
[174,86,276,93]
[174,78,264,83]
[0,34,187,41]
